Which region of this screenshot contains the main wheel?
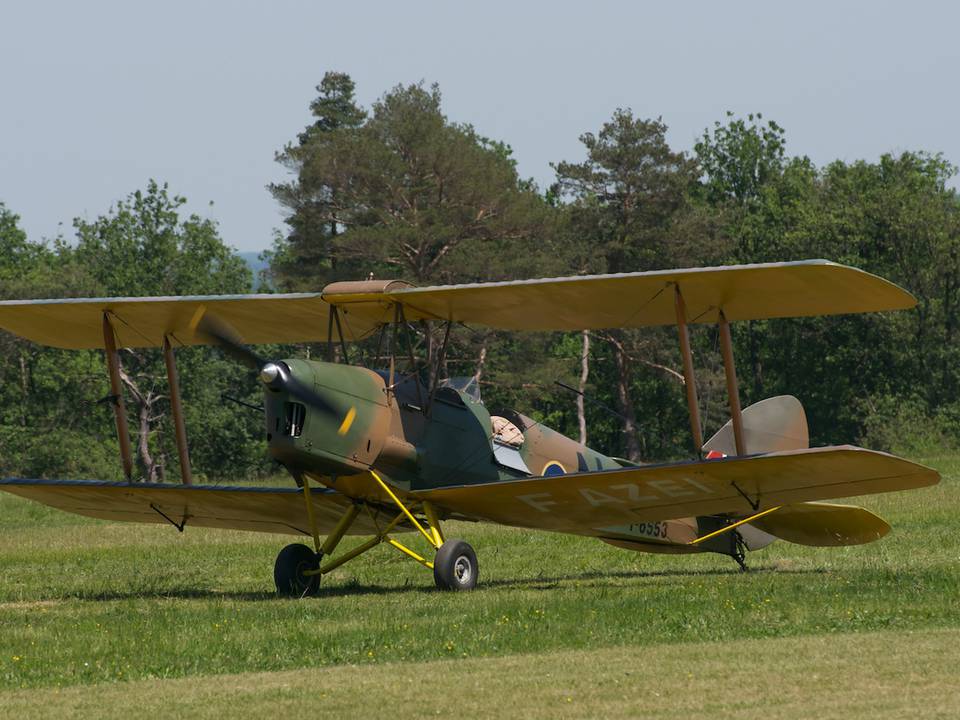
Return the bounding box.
[274,543,320,597]
[433,539,478,591]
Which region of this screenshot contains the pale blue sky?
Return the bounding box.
[2,1,958,253]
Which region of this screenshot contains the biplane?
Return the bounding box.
[0,260,940,594]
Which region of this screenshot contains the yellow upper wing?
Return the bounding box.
[0,294,341,350]
[369,259,916,331]
[415,446,938,535]
[0,261,914,349]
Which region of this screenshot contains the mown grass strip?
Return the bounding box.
[1,628,957,720]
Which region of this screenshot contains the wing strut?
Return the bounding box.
[102,313,134,481]
[674,286,703,452]
[325,305,350,364]
[674,288,747,458]
[101,315,193,485]
[718,310,746,455]
[163,336,193,485]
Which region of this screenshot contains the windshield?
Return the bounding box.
[438,376,482,403]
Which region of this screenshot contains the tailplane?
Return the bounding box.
[704,396,889,548]
[748,502,890,547]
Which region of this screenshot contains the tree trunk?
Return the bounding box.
[119,365,165,483]
[18,351,29,428]
[136,401,158,482]
[612,336,641,461]
[577,330,590,445]
[472,346,487,386]
[422,320,436,390]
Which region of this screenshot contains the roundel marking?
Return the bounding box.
[541,461,567,477]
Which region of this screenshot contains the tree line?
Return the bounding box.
[2,72,959,482]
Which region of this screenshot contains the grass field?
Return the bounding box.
[1,454,958,718]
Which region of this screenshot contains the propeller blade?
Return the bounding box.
[193,312,266,370]
[192,309,341,420]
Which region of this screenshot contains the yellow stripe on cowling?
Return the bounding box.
[337,406,357,436]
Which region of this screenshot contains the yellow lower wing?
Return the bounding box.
[417,446,938,535]
[0,479,387,537]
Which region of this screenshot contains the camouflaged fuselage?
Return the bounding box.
[264,360,618,487]
[262,359,725,554]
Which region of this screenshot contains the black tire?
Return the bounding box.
[274,543,320,597]
[433,539,478,591]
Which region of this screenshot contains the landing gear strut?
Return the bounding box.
[732,533,748,572]
[277,472,480,596]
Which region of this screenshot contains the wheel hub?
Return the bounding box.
[454,555,472,585]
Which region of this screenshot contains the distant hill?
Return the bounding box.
[239,251,268,289]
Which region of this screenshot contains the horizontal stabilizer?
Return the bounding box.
[704,395,808,456]
[749,501,890,546]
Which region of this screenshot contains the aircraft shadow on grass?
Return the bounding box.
[53,564,827,602]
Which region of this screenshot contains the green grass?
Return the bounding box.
[2,629,957,719]
[0,454,958,716]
